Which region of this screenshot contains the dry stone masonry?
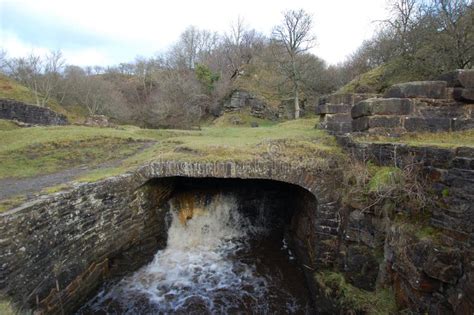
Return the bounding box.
[0,99,68,125]
[317,69,474,135]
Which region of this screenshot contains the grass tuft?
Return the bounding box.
[315,271,397,315]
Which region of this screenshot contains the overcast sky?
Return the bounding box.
[0,0,389,67]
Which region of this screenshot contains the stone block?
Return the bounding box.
[404,117,452,132]
[352,98,413,118]
[452,88,474,102]
[316,104,351,114]
[384,81,448,99]
[438,69,474,88]
[452,118,474,131]
[328,93,354,105]
[352,116,369,131]
[326,122,352,134]
[326,113,352,123]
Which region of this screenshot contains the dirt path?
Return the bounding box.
[0,143,154,201]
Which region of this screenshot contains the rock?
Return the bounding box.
[352,116,402,131]
[316,104,351,114]
[404,117,452,132]
[351,98,413,118]
[438,69,474,88]
[384,81,448,99]
[84,115,111,127]
[250,121,259,128]
[0,98,68,125]
[423,247,462,284]
[452,88,474,102]
[326,113,352,123]
[342,245,379,291]
[452,118,474,131]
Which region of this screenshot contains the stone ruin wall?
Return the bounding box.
[316,69,474,135]
[0,99,68,126]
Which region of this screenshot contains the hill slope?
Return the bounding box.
[0,74,85,122]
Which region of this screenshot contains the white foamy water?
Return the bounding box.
[80,193,307,314]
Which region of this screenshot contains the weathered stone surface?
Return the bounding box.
[384,81,448,99]
[438,69,474,89]
[326,113,352,123]
[0,98,68,125]
[404,117,452,132]
[324,122,352,134]
[224,90,276,119]
[352,115,402,131]
[351,98,413,118]
[352,116,369,131]
[423,247,462,284]
[316,104,351,114]
[84,115,111,127]
[452,88,474,102]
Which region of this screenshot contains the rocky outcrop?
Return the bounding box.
[0,99,68,125]
[84,115,111,127]
[223,90,277,120]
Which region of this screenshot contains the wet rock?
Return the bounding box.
[384,81,448,99]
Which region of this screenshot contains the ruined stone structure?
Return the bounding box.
[316,93,379,133]
[0,99,68,125]
[317,69,474,135]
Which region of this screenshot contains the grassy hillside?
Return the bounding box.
[0,74,85,122]
[337,60,426,94]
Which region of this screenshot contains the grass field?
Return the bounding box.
[0,118,340,182]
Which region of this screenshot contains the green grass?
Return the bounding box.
[338,60,424,94]
[1,118,342,184]
[315,271,397,315]
[0,195,27,213]
[212,110,277,127]
[0,119,20,131]
[356,129,474,148]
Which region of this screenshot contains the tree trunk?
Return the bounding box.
[294,87,300,119]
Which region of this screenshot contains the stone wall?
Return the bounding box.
[316,69,474,135]
[316,93,379,134]
[335,136,474,314]
[0,99,68,125]
[0,160,344,314]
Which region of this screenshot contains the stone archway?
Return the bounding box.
[0,160,342,314]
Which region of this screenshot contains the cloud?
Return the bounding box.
[0,0,389,66]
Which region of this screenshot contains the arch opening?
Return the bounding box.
[78,176,318,314]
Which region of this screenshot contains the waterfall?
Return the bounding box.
[79,192,311,314]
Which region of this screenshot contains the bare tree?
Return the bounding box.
[433,0,473,68]
[272,9,316,119]
[6,50,64,107]
[223,17,264,79]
